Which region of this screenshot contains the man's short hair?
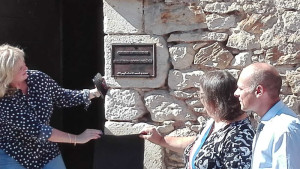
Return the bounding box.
[248,69,282,99]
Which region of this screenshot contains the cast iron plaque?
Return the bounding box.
[111,43,156,78]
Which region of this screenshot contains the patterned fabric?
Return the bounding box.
[0,70,90,169]
[184,118,254,169]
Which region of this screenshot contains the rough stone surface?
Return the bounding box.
[169,44,195,70]
[286,71,300,95]
[144,2,207,35]
[168,69,205,90]
[104,121,166,169]
[170,88,199,100]
[231,52,252,68]
[144,90,196,122]
[194,42,234,69]
[105,89,147,121]
[103,0,143,34]
[167,31,228,42]
[282,95,300,114]
[206,13,237,30]
[227,30,261,50]
[204,2,242,14]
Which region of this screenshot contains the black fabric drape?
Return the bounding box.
[93,134,144,169]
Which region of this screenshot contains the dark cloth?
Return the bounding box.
[0,70,90,169]
[93,134,144,169]
[184,118,255,169]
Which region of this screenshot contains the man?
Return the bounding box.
[234,62,300,169]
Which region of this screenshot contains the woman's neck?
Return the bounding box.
[213,120,229,132]
[212,112,248,132]
[10,81,28,94]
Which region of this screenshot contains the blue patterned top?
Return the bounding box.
[0,70,90,169]
[184,118,255,169]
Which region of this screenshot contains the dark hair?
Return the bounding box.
[199,70,243,121]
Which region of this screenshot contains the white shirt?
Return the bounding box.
[252,101,300,169]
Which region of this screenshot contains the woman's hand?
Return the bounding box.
[89,88,101,99]
[139,127,163,145]
[139,127,197,153]
[76,129,102,144]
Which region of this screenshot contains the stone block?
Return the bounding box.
[104,122,166,169]
[105,89,147,121]
[144,2,206,35]
[103,0,143,34]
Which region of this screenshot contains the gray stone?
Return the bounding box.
[144,90,196,122]
[241,1,275,14]
[194,42,233,69]
[169,44,195,69]
[227,30,260,50]
[103,0,143,34]
[260,22,286,49]
[282,95,300,115]
[276,53,300,66]
[185,97,203,108]
[193,43,209,50]
[206,13,236,30]
[231,52,252,68]
[286,71,300,95]
[288,30,300,43]
[168,69,205,90]
[275,0,300,10]
[144,3,207,35]
[105,89,147,121]
[283,11,300,32]
[104,122,166,169]
[204,2,242,14]
[167,31,228,42]
[170,88,199,99]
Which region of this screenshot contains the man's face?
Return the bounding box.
[234,71,256,111]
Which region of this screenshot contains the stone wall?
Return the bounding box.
[103,0,300,168]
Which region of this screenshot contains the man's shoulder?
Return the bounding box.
[269,113,300,133]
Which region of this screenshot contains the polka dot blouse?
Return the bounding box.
[0,70,91,169]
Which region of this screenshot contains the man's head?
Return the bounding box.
[234,63,282,116]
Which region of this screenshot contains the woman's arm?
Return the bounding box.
[139,127,196,153]
[48,128,102,145]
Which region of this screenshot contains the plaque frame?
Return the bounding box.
[111,43,156,78]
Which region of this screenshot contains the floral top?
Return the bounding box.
[0,70,90,169]
[184,118,254,169]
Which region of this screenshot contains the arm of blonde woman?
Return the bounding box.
[139,127,196,154]
[48,128,102,145]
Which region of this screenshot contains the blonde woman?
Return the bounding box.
[0,44,102,169]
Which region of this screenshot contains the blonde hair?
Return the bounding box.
[0,44,25,98]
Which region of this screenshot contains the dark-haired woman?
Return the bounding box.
[140,70,254,169]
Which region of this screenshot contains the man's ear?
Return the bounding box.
[255,85,264,98]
